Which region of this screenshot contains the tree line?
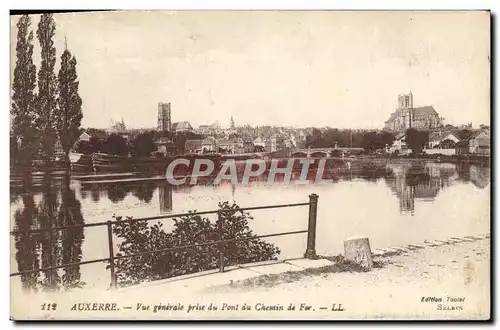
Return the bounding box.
[305,128,396,152]
[304,127,482,154]
[11,14,82,169]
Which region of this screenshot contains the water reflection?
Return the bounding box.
[59,176,85,289]
[13,174,85,291]
[385,162,489,214]
[107,184,132,203]
[13,176,39,290]
[10,160,490,292]
[159,182,173,214]
[90,184,101,203]
[133,182,156,204]
[457,162,491,189]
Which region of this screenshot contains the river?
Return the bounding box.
[10,159,490,292]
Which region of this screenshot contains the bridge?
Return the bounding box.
[290,147,364,158]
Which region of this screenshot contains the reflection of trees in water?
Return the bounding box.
[12,174,85,292]
[58,176,85,289]
[90,184,101,203]
[37,174,62,291]
[132,182,156,204]
[87,181,175,206]
[106,184,131,203]
[80,188,88,200]
[88,182,132,204]
[14,176,39,290]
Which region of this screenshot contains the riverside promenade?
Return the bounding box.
[114,233,489,296]
[113,234,489,320]
[10,234,489,320]
[116,257,335,295]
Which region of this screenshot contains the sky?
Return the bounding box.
[10,11,490,129]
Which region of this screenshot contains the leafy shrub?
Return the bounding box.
[110,201,281,287]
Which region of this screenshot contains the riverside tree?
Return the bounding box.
[55,46,83,166]
[36,14,58,165]
[11,14,38,167]
[130,131,155,157]
[103,134,128,156]
[404,129,429,154]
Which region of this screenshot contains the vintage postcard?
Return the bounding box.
[9,10,490,320]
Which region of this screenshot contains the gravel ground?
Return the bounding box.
[11,237,490,320]
[201,238,491,320]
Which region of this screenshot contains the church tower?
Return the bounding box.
[230,115,235,129]
[397,91,414,129]
[157,102,171,132]
[407,91,414,128]
[398,91,413,109]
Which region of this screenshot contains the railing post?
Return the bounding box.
[107,220,117,290]
[304,193,319,259]
[218,211,225,273]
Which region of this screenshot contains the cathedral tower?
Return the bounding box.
[157,102,171,132]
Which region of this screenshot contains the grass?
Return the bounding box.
[213,254,390,291]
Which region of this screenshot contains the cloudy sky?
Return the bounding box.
[10,11,490,129]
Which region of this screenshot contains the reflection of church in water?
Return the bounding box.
[385,162,459,214]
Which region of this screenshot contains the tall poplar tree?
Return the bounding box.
[11,14,37,167]
[56,45,83,165]
[36,14,58,165]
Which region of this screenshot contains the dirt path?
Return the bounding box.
[10,238,490,320]
[202,238,490,320]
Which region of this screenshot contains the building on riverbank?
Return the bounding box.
[422,131,461,156]
[154,137,175,156]
[194,122,224,138]
[468,130,490,155]
[388,132,410,155]
[252,134,287,152]
[428,131,460,149]
[216,138,244,154]
[185,139,203,154]
[202,137,217,152]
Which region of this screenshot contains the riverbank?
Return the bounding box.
[10,235,490,320]
[10,151,490,176]
[200,236,490,320]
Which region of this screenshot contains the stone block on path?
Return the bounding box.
[344,236,373,269]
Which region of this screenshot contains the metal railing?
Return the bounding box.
[10,194,319,289]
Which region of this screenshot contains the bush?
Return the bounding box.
[110,201,281,287]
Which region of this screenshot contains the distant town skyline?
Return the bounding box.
[10,11,490,130]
